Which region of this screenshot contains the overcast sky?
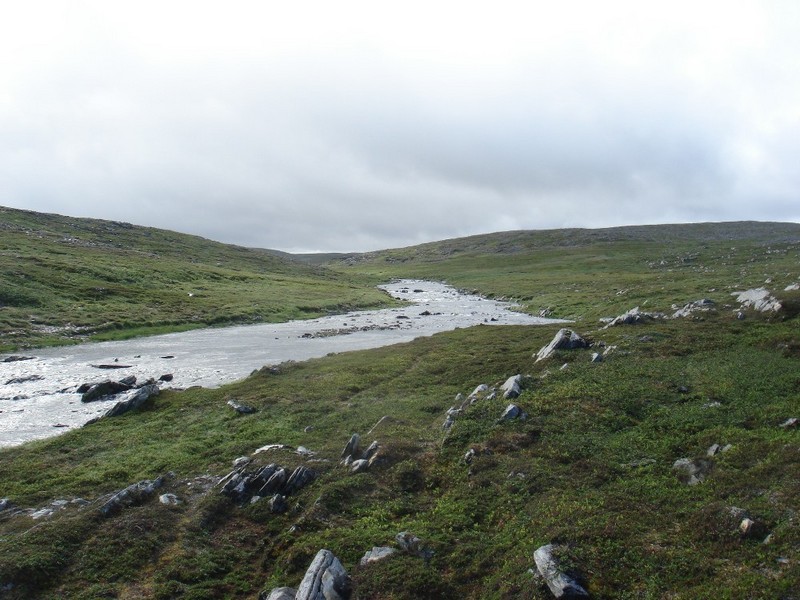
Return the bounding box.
[1,1,798,252]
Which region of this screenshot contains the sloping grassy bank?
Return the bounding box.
[1,312,798,598]
[0,207,395,352]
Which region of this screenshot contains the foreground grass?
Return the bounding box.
[0,206,395,352]
[1,314,798,598]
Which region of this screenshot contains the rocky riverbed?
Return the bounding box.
[0,280,567,447]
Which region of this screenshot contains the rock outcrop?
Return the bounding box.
[295,549,351,600]
[101,384,160,418]
[672,457,713,485]
[535,329,588,362]
[100,477,164,517]
[731,288,781,313]
[603,307,665,329]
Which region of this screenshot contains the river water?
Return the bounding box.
[0,280,567,447]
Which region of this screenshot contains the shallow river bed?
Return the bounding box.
[0,280,567,447]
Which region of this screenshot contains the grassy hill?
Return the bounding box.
[0,206,395,352]
[1,216,799,598]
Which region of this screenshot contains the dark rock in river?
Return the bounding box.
[158,373,174,382]
[4,374,44,385]
[1,355,36,363]
[100,384,160,418]
[91,364,133,369]
[81,379,134,402]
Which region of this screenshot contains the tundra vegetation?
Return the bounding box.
[0,208,798,598]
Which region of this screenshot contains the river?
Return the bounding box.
[0,280,568,447]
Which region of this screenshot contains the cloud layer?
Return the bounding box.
[2,1,798,251]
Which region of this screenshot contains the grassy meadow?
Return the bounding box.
[1,212,799,598]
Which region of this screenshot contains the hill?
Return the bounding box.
[1,216,799,598]
[0,206,394,352]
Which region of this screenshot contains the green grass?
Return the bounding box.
[0,206,397,352]
[1,215,799,598]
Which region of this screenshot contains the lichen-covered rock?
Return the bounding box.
[535,329,588,362]
[295,549,351,600]
[261,587,297,600]
[533,544,589,598]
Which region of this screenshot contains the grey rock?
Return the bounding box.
[4,374,44,385]
[731,288,781,313]
[535,329,589,362]
[233,456,252,468]
[158,373,174,382]
[100,384,160,418]
[672,298,716,318]
[258,467,287,496]
[672,458,712,485]
[779,417,798,429]
[284,466,317,495]
[362,441,380,461]
[159,493,180,505]
[100,477,164,517]
[0,498,12,512]
[81,379,133,402]
[464,448,476,464]
[442,415,455,430]
[590,352,603,363]
[341,433,361,461]
[360,546,396,566]
[295,549,351,600]
[2,355,35,362]
[395,531,433,560]
[603,307,665,329]
[739,517,768,539]
[350,459,370,474]
[533,544,589,598]
[269,494,288,514]
[502,374,523,399]
[227,399,256,414]
[262,587,297,600]
[500,404,527,421]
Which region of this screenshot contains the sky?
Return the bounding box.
[1,1,799,252]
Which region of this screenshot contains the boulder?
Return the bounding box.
[672,298,716,318]
[261,588,296,600]
[590,352,603,363]
[535,329,589,362]
[502,375,523,399]
[295,549,351,600]
[500,404,527,421]
[533,544,589,598]
[100,384,160,418]
[269,494,288,514]
[100,477,164,517]
[227,399,256,414]
[359,546,396,566]
[672,458,712,485]
[159,493,180,505]
[341,433,361,462]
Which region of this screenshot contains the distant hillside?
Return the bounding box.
[0,206,393,351]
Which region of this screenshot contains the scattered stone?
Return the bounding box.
[677,385,690,394]
[159,493,180,505]
[731,288,781,313]
[707,443,733,457]
[100,477,164,517]
[296,446,315,457]
[672,298,716,318]
[535,329,589,362]
[603,307,665,329]
[502,375,523,399]
[227,399,256,414]
[500,404,527,421]
[672,458,712,485]
[779,417,798,429]
[785,283,800,291]
[100,384,160,419]
[590,352,603,363]
[464,448,476,464]
[254,444,291,454]
[0,499,12,512]
[395,531,434,560]
[702,401,722,409]
[304,426,315,433]
[295,549,351,600]
[739,517,768,540]
[360,546,396,566]
[533,544,589,599]
[4,374,44,385]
